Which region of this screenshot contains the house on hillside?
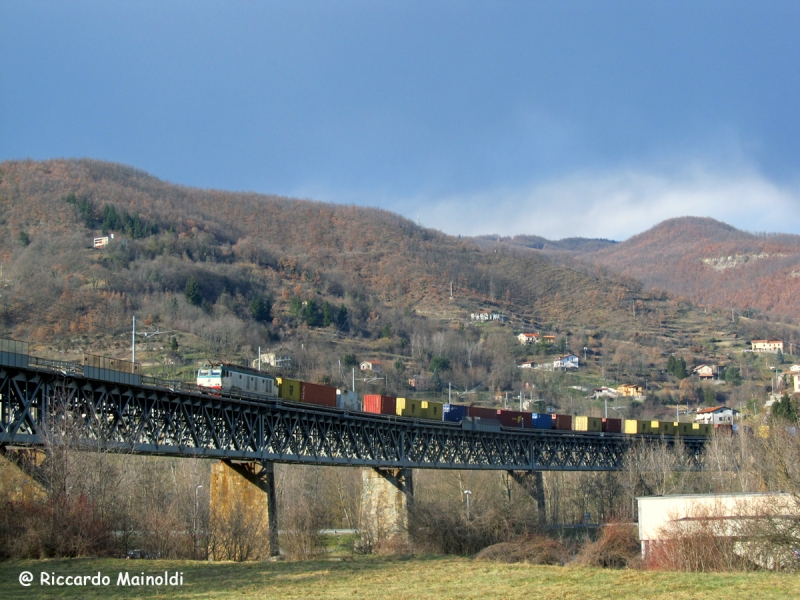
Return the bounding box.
[692,364,718,381]
[617,384,643,398]
[471,310,505,322]
[517,332,540,345]
[252,351,292,370]
[542,335,556,344]
[695,405,739,425]
[593,387,618,399]
[751,339,784,353]
[553,354,579,370]
[360,360,384,375]
[794,374,800,394]
[517,361,536,369]
[407,375,430,391]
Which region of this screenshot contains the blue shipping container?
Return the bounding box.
[531,413,552,430]
[443,403,467,422]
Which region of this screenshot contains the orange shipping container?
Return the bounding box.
[363,394,396,415]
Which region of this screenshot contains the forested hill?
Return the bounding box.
[585,217,800,318]
[0,159,644,355]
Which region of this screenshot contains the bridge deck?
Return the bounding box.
[0,360,707,471]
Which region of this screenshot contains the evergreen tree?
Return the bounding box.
[184,276,202,306]
[703,387,716,406]
[429,356,451,373]
[394,359,406,374]
[321,301,334,327]
[673,357,687,379]
[249,294,272,323]
[724,366,742,386]
[772,393,797,423]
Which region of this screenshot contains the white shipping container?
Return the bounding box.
[336,389,359,411]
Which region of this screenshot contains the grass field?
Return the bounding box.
[1,556,798,599]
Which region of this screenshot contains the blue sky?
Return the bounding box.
[2,1,799,240]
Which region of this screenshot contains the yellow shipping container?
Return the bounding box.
[574,416,603,432]
[276,377,301,402]
[395,397,423,418]
[624,419,647,434]
[421,400,444,421]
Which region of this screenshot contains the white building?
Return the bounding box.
[252,352,292,370]
[694,405,738,425]
[637,493,798,567]
[751,339,785,353]
[360,360,384,375]
[517,332,540,345]
[553,354,579,370]
[470,311,505,322]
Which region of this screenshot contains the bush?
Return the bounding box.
[475,535,567,565]
[573,523,641,569]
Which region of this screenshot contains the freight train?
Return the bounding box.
[196,363,712,437]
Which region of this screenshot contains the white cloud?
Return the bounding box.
[418,167,800,241]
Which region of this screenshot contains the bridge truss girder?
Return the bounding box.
[0,365,706,471]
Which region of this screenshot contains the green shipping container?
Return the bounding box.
[658,421,677,435]
[276,377,301,402]
[573,416,602,432]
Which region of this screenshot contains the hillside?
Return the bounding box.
[0,159,797,422]
[475,217,800,320]
[0,159,655,385]
[585,217,800,319]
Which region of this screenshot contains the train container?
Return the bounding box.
[658,421,677,435]
[363,394,396,415]
[624,419,648,434]
[336,389,359,411]
[396,397,423,418]
[461,416,502,432]
[300,381,336,407]
[422,400,444,421]
[573,416,602,432]
[498,409,531,428]
[467,406,499,420]
[276,377,301,402]
[676,422,695,436]
[602,418,622,433]
[552,414,572,431]
[697,423,713,436]
[531,413,552,430]
[443,404,467,422]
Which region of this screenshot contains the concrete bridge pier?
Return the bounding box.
[360,467,414,547]
[509,470,547,527]
[210,459,279,557]
[0,447,46,502]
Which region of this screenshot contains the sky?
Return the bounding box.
[2,1,800,241]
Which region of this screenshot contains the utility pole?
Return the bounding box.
[132,316,136,363]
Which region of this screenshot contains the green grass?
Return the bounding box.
[1,556,798,599]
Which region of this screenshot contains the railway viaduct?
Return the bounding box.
[0,340,708,555]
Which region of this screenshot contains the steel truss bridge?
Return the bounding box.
[0,359,708,472]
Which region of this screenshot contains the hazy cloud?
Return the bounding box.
[419,167,800,241]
